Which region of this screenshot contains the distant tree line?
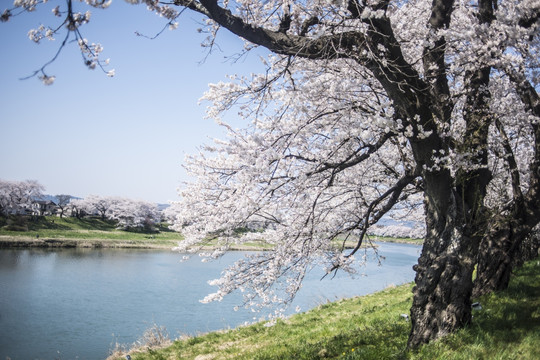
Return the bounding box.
[70,195,162,231]
[0,179,163,231]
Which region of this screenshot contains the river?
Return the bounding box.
[0,242,421,359]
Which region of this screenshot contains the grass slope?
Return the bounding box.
[113,259,540,360]
[0,216,422,250]
[0,216,184,248]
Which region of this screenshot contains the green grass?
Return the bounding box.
[333,234,424,249]
[373,236,424,245]
[1,216,422,250]
[110,259,540,360]
[0,216,184,248]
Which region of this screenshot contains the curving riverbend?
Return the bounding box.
[0,242,421,359]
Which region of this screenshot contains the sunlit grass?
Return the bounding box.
[0,216,184,248]
[333,234,424,249]
[411,259,540,360]
[110,259,540,360]
[1,216,423,250]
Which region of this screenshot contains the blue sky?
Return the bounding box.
[0,1,267,204]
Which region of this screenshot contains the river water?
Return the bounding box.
[0,242,421,359]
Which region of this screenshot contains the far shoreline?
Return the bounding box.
[0,235,423,251]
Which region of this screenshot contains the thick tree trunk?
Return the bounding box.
[473,218,539,298]
[408,190,480,348]
[472,222,517,298]
[472,219,515,298]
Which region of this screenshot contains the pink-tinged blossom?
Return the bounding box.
[38,74,55,85]
[13,0,40,12]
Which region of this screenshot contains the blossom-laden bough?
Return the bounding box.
[3,0,540,349]
[173,56,424,321]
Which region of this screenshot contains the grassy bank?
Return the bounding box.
[109,259,540,360]
[0,216,184,249]
[0,216,293,250]
[0,216,423,250]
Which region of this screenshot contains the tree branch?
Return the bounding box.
[422,0,454,123]
[307,131,394,177]
[324,168,421,276]
[177,0,431,121]
[494,118,523,204]
[500,67,540,215]
[348,169,420,256]
[177,0,363,60]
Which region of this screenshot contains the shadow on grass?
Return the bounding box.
[3,216,72,231]
[473,260,540,338]
[413,259,540,359]
[22,216,117,231]
[65,217,117,230]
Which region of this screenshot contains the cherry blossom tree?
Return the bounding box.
[83,194,117,219]
[0,179,45,216]
[3,0,540,348]
[108,197,161,230]
[67,197,91,218]
[54,194,72,218]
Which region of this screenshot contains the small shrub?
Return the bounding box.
[106,323,172,360]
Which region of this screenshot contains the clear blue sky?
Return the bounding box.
[0,1,267,204]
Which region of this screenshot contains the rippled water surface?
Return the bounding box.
[0,242,421,359]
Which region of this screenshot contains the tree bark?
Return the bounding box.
[473,216,539,298]
[408,186,480,348]
[473,216,515,297]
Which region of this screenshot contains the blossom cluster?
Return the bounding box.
[13,0,41,12]
[67,10,92,30]
[28,24,55,43]
[77,38,114,76]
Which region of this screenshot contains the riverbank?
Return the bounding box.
[110,259,540,359]
[0,236,180,249]
[0,236,279,250]
[0,235,420,250]
[0,216,183,249]
[0,216,423,250]
[0,235,392,250]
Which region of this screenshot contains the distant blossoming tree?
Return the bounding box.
[68,198,91,219]
[108,197,161,230]
[3,0,540,348]
[84,194,117,220]
[69,195,160,229]
[0,179,45,216]
[54,194,72,218]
